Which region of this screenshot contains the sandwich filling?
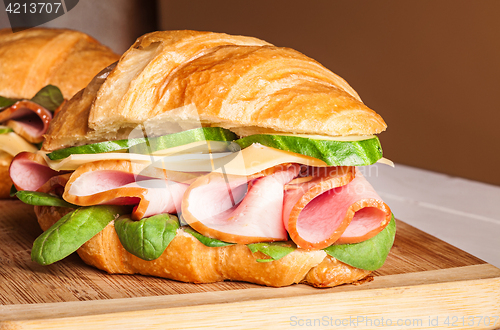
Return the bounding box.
[10,127,395,271]
[0,85,65,157]
[8,31,396,285]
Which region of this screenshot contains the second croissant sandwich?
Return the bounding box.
[0,28,119,198]
[10,30,395,288]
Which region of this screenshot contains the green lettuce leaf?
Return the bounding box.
[114,213,180,261]
[9,185,17,197]
[30,85,64,112]
[247,241,297,262]
[0,95,18,110]
[324,214,396,271]
[183,227,234,247]
[16,191,76,208]
[31,205,127,265]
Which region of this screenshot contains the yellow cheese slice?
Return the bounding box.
[269,133,376,142]
[42,144,328,175]
[150,140,233,156]
[377,157,395,167]
[0,132,38,156]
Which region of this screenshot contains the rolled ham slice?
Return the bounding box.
[0,101,52,143]
[63,160,189,220]
[283,167,391,249]
[182,164,301,244]
[9,152,59,191]
[37,173,71,196]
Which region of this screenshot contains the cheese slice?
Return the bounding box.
[0,132,38,156]
[269,133,376,142]
[150,140,233,156]
[42,144,328,175]
[42,138,393,175]
[377,157,395,167]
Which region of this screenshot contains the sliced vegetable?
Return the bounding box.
[0,125,13,134]
[47,138,145,160]
[30,85,64,112]
[31,205,127,265]
[0,95,18,110]
[47,127,238,160]
[235,134,383,166]
[129,127,237,154]
[9,184,17,197]
[324,214,396,270]
[114,213,180,261]
[247,241,297,262]
[183,227,234,247]
[16,191,76,208]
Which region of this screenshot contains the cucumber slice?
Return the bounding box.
[48,127,237,160]
[235,134,383,166]
[129,127,237,154]
[0,125,13,134]
[47,138,145,160]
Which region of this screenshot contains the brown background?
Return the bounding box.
[158,0,500,186]
[1,0,499,186]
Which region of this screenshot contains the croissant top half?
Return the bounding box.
[43,30,386,151]
[0,28,119,100]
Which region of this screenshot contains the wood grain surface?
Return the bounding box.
[0,199,499,329]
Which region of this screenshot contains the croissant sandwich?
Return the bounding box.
[10,30,396,288]
[0,28,119,198]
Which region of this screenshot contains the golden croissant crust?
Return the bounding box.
[0,28,120,99]
[0,28,119,197]
[43,30,386,151]
[35,205,371,288]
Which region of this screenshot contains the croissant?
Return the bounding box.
[35,205,372,287]
[43,30,386,151]
[0,28,119,99]
[0,28,119,198]
[12,30,392,288]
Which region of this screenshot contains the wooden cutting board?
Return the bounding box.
[0,200,499,329]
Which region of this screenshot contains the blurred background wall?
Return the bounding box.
[0,0,156,53]
[1,0,499,186]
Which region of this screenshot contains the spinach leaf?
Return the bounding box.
[114,213,180,261]
[247,241,297,262]
[9,185,17,197]
[0,95,18,110]
[30,85,64,112]
[16,191,76,208]
[183,227,234,247]
[31,205,126,265]
[324,214,396,271]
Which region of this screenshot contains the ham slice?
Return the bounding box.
[63,160,189,220]
[182,164,301,244]
[9,152,59,191]
[0,101,52,143]
[37,173,71,196]
[283,167,391,249]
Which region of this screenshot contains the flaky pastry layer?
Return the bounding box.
[0,28,119,197]
[0,152,13,198]
[0,28,120,99]
[44,30,386,151]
